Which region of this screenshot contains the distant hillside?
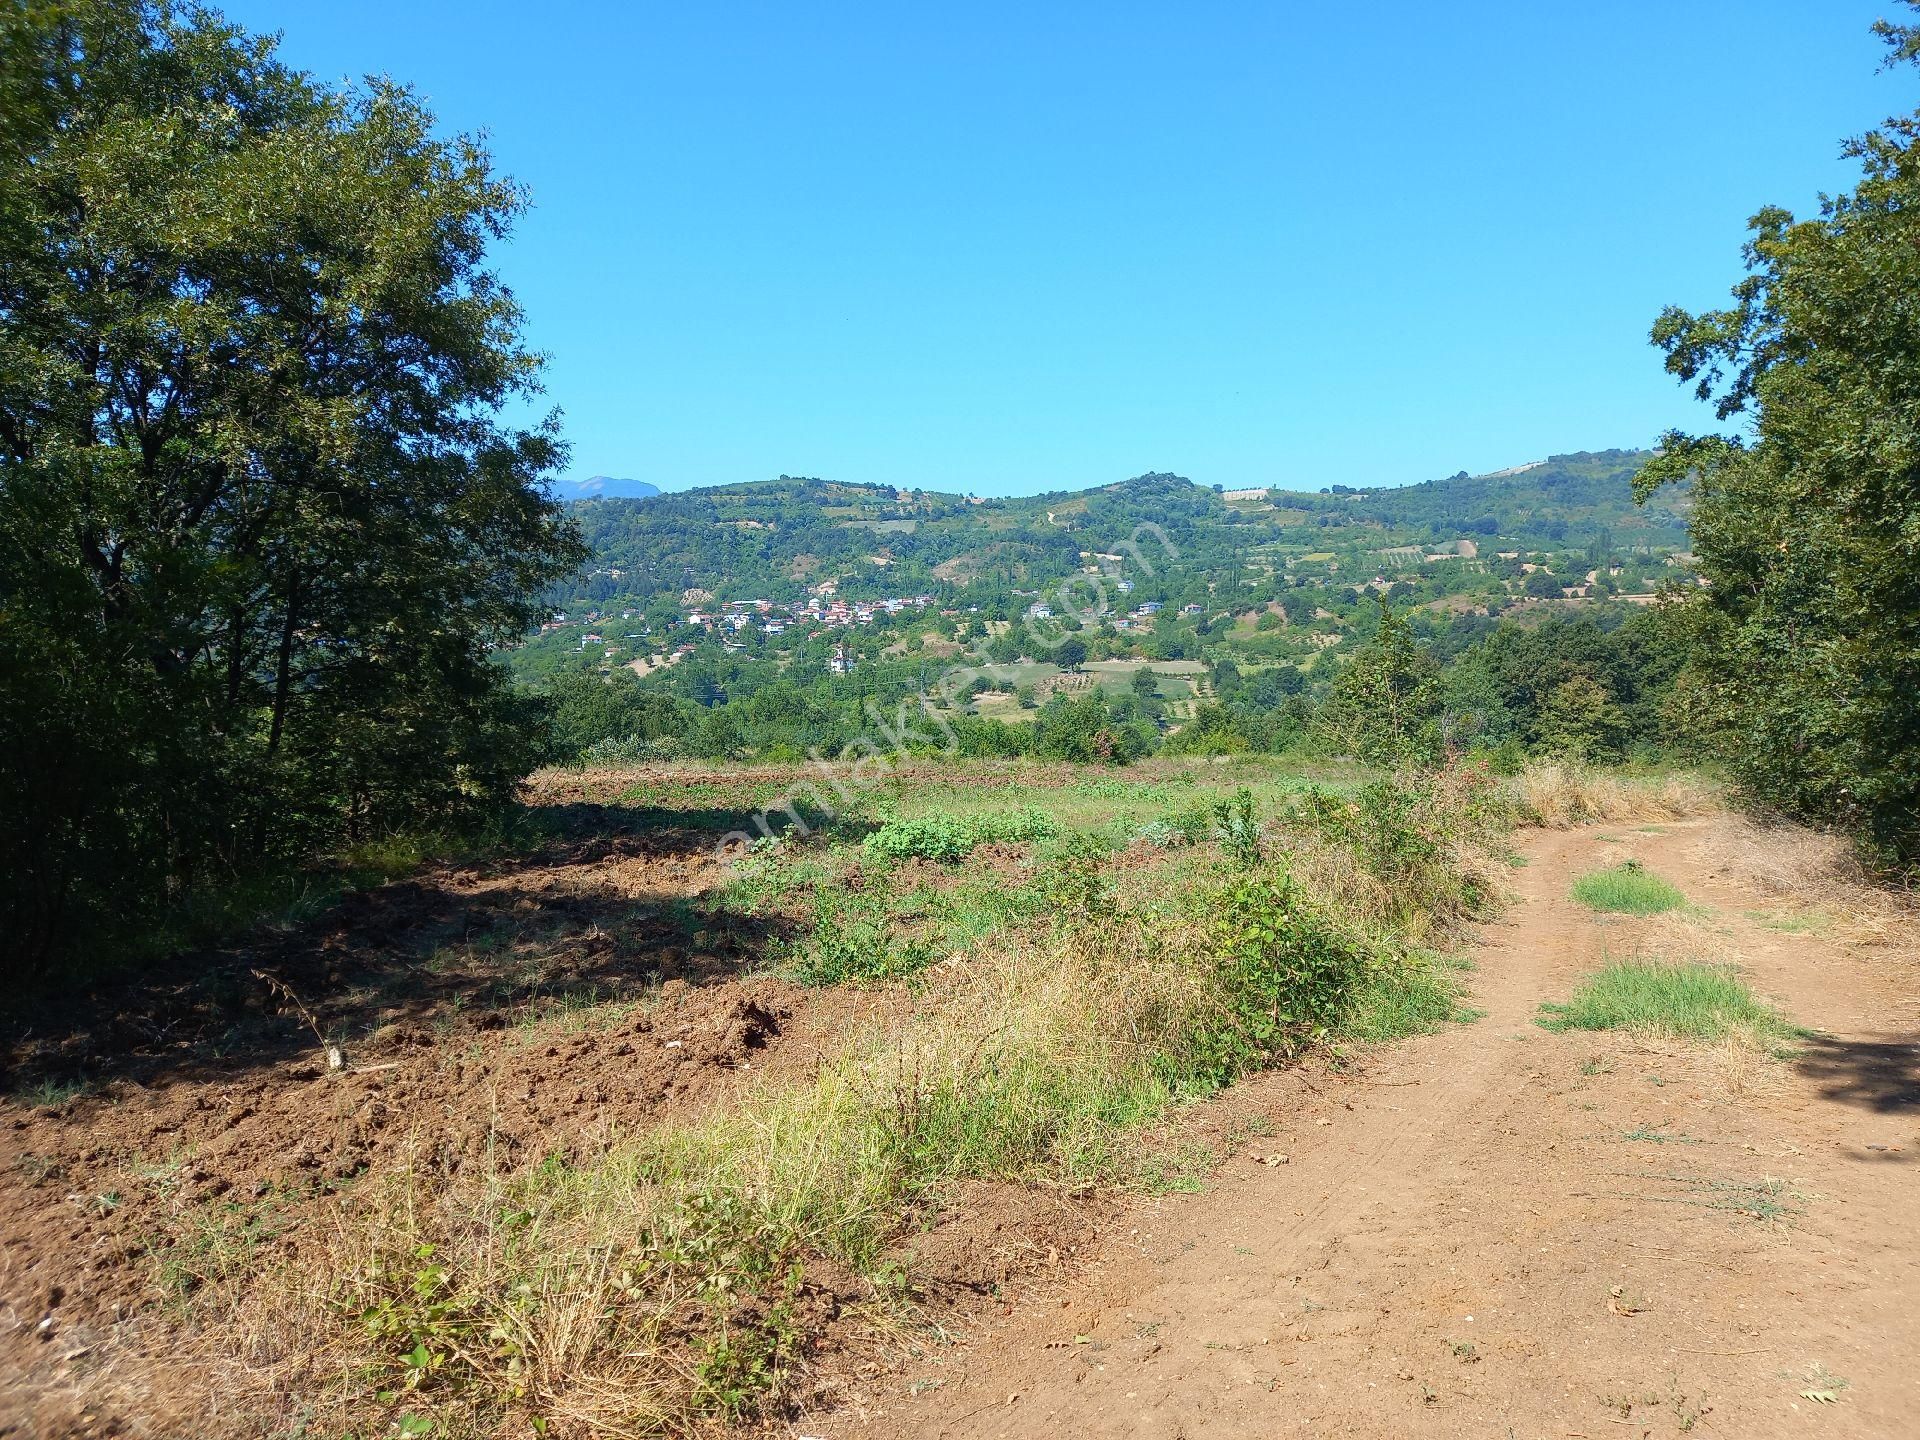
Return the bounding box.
[1308,449,1688,542]
[550,450,1684,611]
[550,475,661,501]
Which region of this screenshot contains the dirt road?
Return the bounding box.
[847,820,1920,1438]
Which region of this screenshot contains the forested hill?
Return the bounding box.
[555,448,1684,610]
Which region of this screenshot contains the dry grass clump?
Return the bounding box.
[1280,763,1512,947]
[1285,837,1501,949]
[1638,910,1742,967]
[1511,762,1720,828]
[1684,1032,1796,1104]
[1700,813,1916,954]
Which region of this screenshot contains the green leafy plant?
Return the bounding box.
[1181,872,1369,1086]
[1210,787,1263,868]
[861,807,1059,864]
[792,901,936,985]
[1029,831,1116,920]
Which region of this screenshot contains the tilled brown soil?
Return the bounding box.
[0,784,1105,1438]
[832,819,1920,1439]
[0,805,824,1433]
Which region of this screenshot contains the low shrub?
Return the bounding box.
[861,813,975,863]
[1030,830,1116,919]
[574,733,684,766]
[1131,818,1184,849]
[1159,798,1219,846]
[1285,764,1508,933]
[974,806,1061,845]
[1178,871,1370,1087]
[860,807,1059,864]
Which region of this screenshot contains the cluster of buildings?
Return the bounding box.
[1026,596,1208,633]
[536,608,645,652]
[685,591,937,635]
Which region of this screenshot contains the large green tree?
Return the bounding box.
[0,1,584,971]
[1313,602,1442,766]
[1635,9,1920,869]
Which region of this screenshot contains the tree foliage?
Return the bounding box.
[0,1,583,971]
[1313,603,1442,765]
[1636,9,1920,868]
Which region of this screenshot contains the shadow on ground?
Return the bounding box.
[1,810,798,1095]
[1795,1032,1920,1115]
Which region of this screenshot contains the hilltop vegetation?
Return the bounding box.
[547,448,1684,619]
[516,452,1698,778]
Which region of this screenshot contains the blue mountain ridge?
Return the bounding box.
[550,475,661,502]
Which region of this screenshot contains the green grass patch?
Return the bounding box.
[1570,860,1687,915]
[13,1075,90,1108]
[1537,960,1796,1043]
[1342,953,1481,1042]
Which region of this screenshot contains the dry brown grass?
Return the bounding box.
[1685,1032,1796,1104]
[1287,837,1503,949]
[204,913,1228,1438]
[1594,1031,1794,1107]
[1510,762,1721,829]
[1637,910,1741,968]
[1701,814,1918,954]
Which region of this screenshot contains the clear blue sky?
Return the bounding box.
[226,1,1900,496]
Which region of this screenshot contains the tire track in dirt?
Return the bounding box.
[835,820,1919,1439]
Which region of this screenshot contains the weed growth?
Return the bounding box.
[861,807,1058,863]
